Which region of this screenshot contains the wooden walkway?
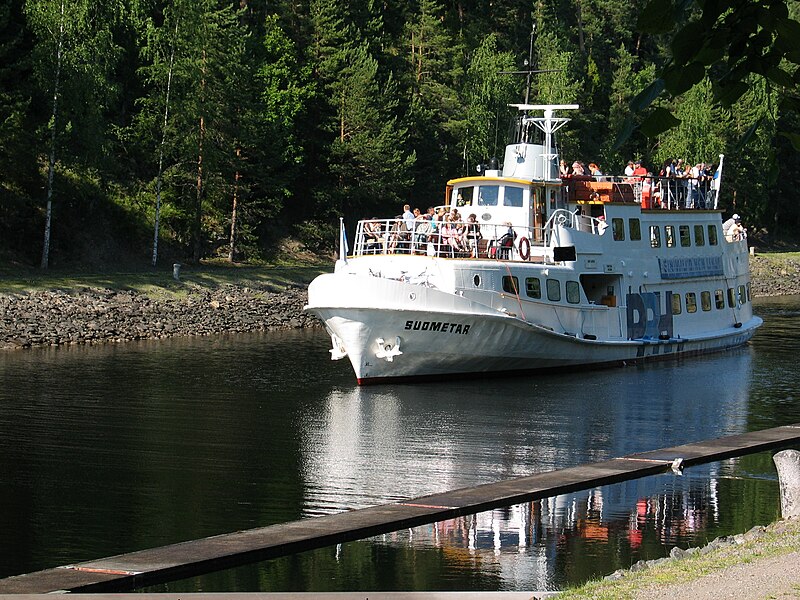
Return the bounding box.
[2,424,799,594]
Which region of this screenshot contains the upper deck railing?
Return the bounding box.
[563,174,718,210]
[353,218,545,260]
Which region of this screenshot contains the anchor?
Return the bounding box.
[375,336,403,362]
[329,334,347,360]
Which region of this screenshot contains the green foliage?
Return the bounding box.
[462,34,517,166]
[0,0,797,267]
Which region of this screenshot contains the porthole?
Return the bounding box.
[473,274,481,287]
[409,292,416,301]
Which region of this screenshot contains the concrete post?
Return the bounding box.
[773,449,800,518]
[173,263,181,281]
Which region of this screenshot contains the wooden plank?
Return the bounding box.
[1,424,798,594]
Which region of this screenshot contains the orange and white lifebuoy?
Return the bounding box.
[519,236,530,261]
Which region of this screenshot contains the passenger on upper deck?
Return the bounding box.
[632,160,647,177]
[572,161,585,176]
[589,163,603,177]
[402,204,415,231]
[464,214,482,258]
[624,161,635,177]
[560,160,570,177]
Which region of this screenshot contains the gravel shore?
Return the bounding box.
[1,253,798,351]
[0,284,317,350]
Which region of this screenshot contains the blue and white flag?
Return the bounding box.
[339,217,349,262]
[712,154,724,209]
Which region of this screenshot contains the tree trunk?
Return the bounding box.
[193,113,205,264]
[228,147,241,262]
[41,0,65,270]
[192,49,207,264]
[152,14,180,267]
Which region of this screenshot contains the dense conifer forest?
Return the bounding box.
[0,0,798,267]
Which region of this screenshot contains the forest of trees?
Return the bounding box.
[0,0,797,268]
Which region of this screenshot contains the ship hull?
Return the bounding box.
[306,273,761,384]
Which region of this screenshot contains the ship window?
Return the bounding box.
[612,218,625,241]
[650,225,661,248]
[629,218,641,241]
[679,225,691,247]
[694,224,705,246]
[477,185,499,206]
[504,186,524,207]
[708,224,718,246]
[526,277,541,298]
[547,279,561,302]
[502,275,519,294]
[727,287,736,308]
[686,292,697,313]
[456,186,474,207]
[566,281,580,304]
[665,225,676,248]
[701,291,712,311]
[738,285,746,305]
[715,289,725,309]
[672,293,682,315]
[747,282,752,302]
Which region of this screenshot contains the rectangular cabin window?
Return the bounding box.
[526,277,541,299]
[504,186,524,207]
[686,292,697,313]
[502,275,519,294]
[566,281,581,304]
[455,186,473,207]
[727,287,736,308]
[547,279,561,302]
[612,218,625,241]
[747,282,752,302]
[701,291,712,311]
[665,225,676,248]
[629,218,641,241]
[715,289,725,309]
[694,225,705,246]
[672,293,682,315]
[650,225,661,248]
[477,185,499,206]
[679,225,691,247]
[708,224,718,246]
[738,285,746,305]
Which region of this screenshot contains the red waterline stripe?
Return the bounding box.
[60,565,141,576]
[397,502,456,510]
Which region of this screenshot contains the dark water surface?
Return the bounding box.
[1,296,799,592]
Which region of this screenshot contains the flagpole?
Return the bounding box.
[339,217,348,263]
[713,154,724,209]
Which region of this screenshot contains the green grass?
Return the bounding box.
[557,520,800,599]
[0,259,331,297]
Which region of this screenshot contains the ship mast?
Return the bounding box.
[509,104,579,180]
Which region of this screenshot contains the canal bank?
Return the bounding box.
[559,517,800,599]
[1,253,799,351]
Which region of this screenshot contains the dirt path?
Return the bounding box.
[636,551,800,599]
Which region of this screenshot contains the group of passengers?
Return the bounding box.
[364,205,483,257]
[560,157,721,210]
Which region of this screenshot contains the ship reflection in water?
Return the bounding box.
[299,345,761,589]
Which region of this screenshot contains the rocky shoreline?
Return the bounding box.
[1,254,798,351]
[0,284,319,350]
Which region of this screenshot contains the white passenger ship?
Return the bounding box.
[305,104,762,384]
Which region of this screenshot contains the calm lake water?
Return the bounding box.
[1,295,798,592]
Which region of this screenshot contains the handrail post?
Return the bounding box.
[773,449,800,518]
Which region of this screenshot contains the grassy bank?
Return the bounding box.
[0,259,330,297]
[557,518,800,599]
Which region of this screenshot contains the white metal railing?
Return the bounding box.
[562,174,717,210]
[353,218,545,260]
